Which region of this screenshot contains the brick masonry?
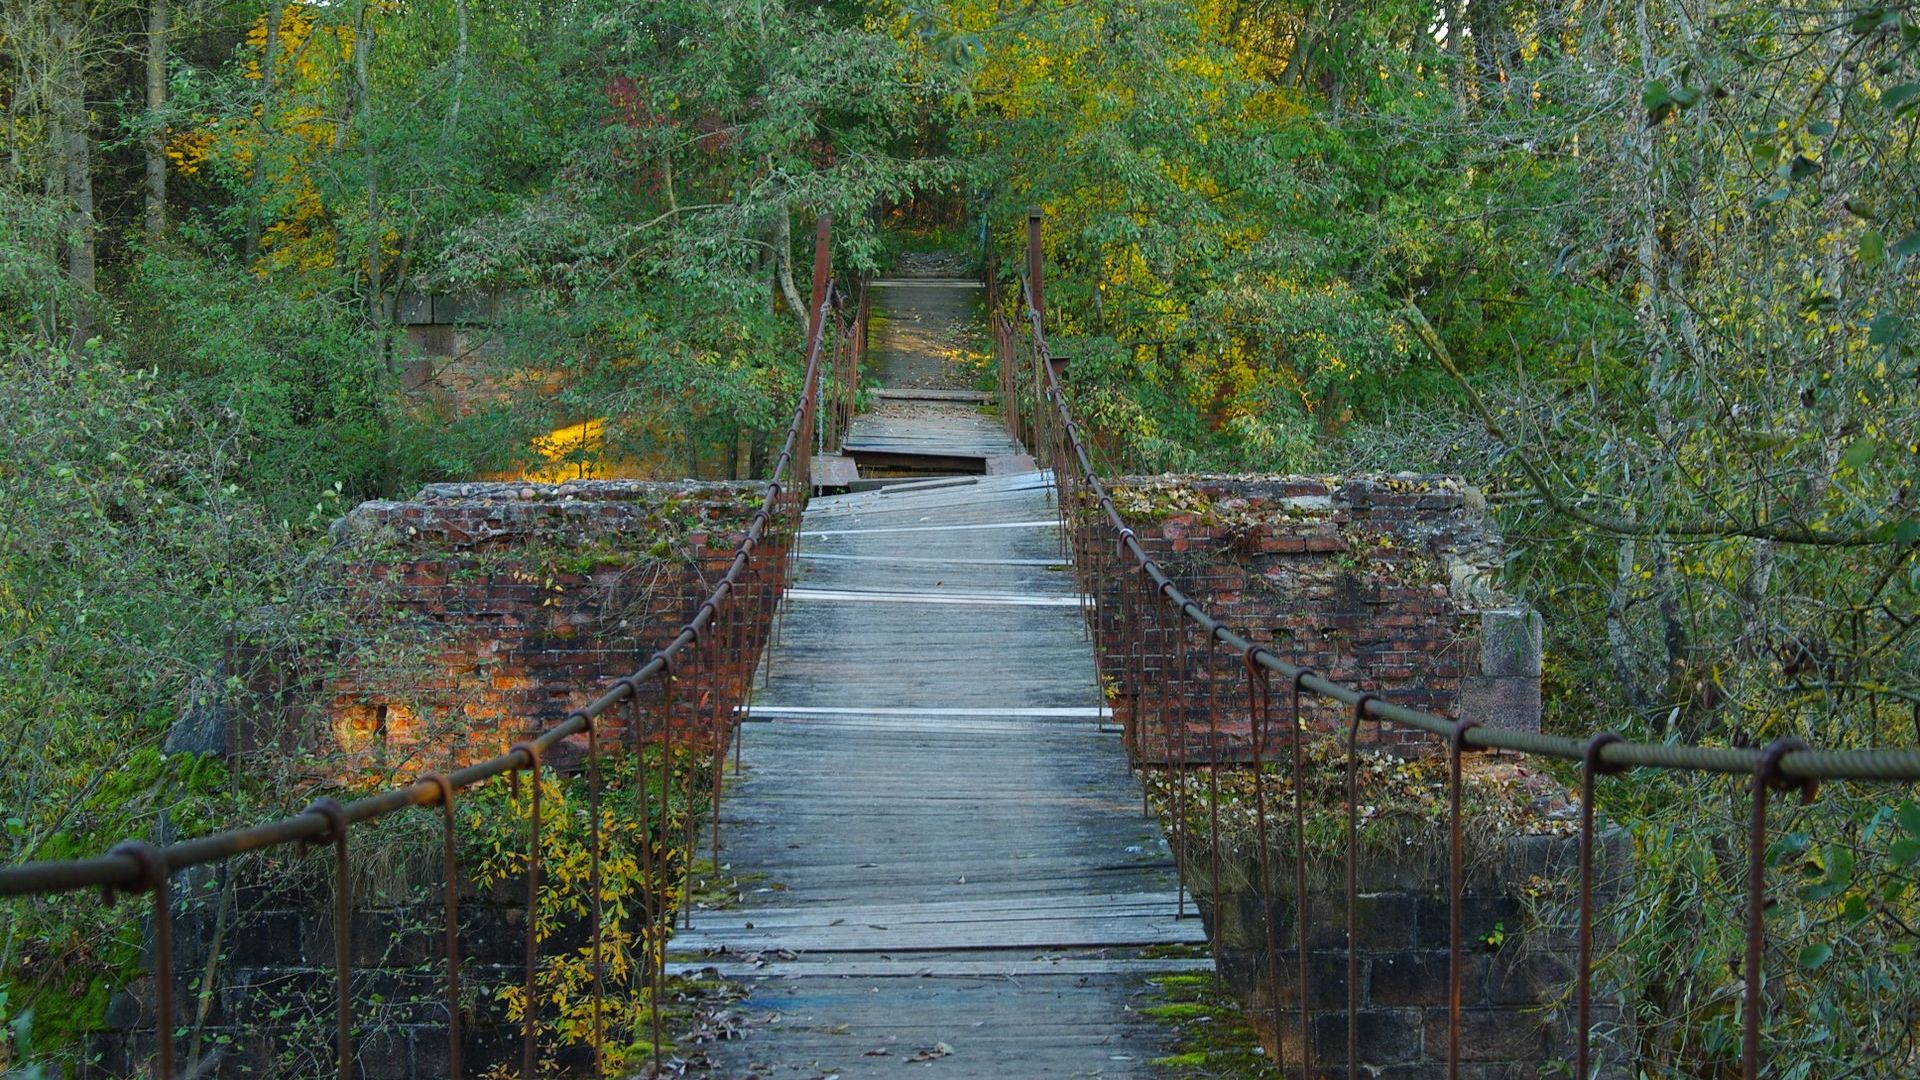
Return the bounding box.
[233,479,785,779]
[97,480,784,1079]
[1088,475,1541,763]
[1101,476,1629,1077]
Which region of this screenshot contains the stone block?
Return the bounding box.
[1222,948,1351,1012]
[1416,895,1521,952]
[356,1026,413,1080]
[1477,608,1541,678]
[1458,675,1541,735]
[1485,949,1575,1006]
[1311,1008,1423,1065]
[1368,950,1461,1008]
[1297,893,1419,951]
[166,672,231,757]
[1424,1007,1551,1062]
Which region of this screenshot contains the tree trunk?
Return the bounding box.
[1606,534,1653,716]
[2,65,18,191]
[446,0,466,132]
[353,0,383,351]
[55,0,94,350]
[773,201,808,331]
[1446,0,1466,100]
[1469,0,1504,106]
[145,0,167,238]
[749,429,767,479]
[246,0,285,265]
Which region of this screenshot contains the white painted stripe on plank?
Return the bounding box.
[661,925,1207,952]
[794,552,1067,567]
[799,519,1059,537]
[666,958,1214,979]
[746,718,1120,737]
[784,587,1083,607]
[809,475,1054,507]
[738,705,1112,718]
[870,279,986,288]
[687,891,1187,918]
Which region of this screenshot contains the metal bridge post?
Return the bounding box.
[1025,206,1044,330]
[1025,208,1045,454]
[803,214,832,495]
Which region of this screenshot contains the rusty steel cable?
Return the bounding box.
[1576,732,1625,1080]
[583,716,606,1076]
[1343,693,1376,1080]
[301,797,352,1080]
[1204,634,1224,956]
[101,844,173,1077]
[1000,210,1920,1080]
[1243,656,1284,1059]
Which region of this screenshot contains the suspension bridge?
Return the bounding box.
[2,214,1918,1080]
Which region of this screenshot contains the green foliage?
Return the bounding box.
[943,2,1920,1074]
[119,246,395,515]
[3,0,1917,1072]
[0,345,347,1061]
[463,746,715,1072]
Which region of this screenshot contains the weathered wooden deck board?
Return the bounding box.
[667,279,1203,1078]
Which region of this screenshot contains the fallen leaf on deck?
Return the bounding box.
[906,1042,954,1062]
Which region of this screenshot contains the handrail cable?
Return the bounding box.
[0,215,854,1080]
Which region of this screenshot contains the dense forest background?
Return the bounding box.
[2,0,1918,1072]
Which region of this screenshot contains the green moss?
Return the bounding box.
[36,745,232,862]
[1142,969,1271,1077]
[1143,1002,1216,1020]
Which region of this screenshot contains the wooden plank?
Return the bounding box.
[684,891,1187,925]
[794,552,1064,567]
[783,587,1086,606]
[668,958,1215,979]
[798,519,1058,537]
[874,388,994,404]
[691,277,1199,1077]
[871,277,987,288]
[668,910,1190,945]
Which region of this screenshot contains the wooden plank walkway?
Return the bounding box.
[841,277,1035,476]
[666,279,1205,1078]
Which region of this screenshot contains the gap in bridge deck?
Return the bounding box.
[830,272,1035,483]
[669,275,1205,1078]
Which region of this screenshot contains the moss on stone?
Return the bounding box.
[1141,968,1272,1077]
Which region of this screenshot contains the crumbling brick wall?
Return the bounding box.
[233,479,783,778]
[94,481,785,1078]
[1090,475,1539,763]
